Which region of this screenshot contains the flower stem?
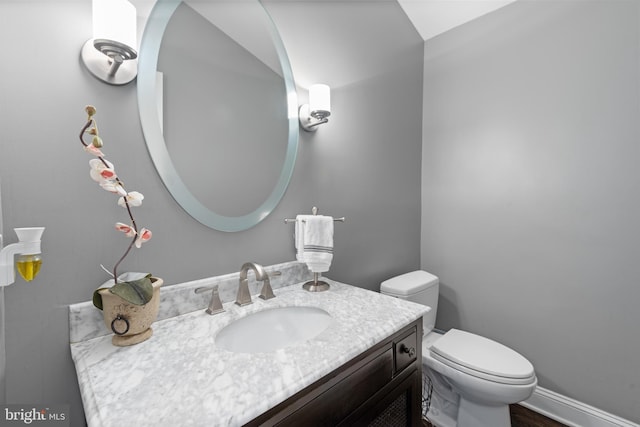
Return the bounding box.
[112,238,136,283]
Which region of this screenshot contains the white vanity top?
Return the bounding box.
[69,263,428,427]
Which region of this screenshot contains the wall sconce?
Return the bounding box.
[0,228,45,286]
[81,0,138,85]
[299,84,331,132]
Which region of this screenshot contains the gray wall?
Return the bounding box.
[421,0,639,422]
[0,1,422,425]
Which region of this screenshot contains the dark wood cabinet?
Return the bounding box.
[245,319,423,427]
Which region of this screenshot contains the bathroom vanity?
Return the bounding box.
[246,319,422,426]
[69,262,428,426]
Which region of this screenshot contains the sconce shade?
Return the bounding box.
[93,0,137,50]
[299,84,331,132]
[309,84,331,118]
[81,0,138,85]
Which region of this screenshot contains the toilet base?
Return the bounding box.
[457,397,510,427]
[423,365,458,427]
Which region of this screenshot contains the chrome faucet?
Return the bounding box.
[235,262,279,305]
[236,262,267,306]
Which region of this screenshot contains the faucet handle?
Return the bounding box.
[235,278,252,306]
[259,271,280,301]
[195,285,225,315]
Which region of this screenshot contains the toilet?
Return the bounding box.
[380,271,537,427]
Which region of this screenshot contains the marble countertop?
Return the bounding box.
[70,272,428,427]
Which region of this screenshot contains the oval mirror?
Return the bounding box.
[138,0,298,232]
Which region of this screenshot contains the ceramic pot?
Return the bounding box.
[98,277,163,346]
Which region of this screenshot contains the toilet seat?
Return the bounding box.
[430,329,535,385]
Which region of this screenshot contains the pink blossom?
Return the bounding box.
[115,222,136,237]
[84,144,104,157]
[100,181,127,195]
[89,159,116,183]
[135,228,152,248]
[99,169,116,180]
[118,191,144,208]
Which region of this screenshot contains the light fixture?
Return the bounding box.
[0,227,45,286]
[299,84,331,132]
[81,0,138,85]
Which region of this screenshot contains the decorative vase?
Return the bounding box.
[98,277,163,346]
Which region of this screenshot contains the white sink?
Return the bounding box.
[215,306,333,353]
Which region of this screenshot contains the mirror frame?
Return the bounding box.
[138,0,298,232]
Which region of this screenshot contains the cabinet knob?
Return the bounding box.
[400,344,416,358]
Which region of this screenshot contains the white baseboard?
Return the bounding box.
[521,386,639,427]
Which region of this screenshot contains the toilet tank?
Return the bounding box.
[380,270,439,334]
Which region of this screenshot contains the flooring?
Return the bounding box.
[421,404,569,427]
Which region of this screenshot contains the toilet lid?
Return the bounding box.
[430,329,535,385]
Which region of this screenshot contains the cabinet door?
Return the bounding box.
[246,345,394,427]
[276,348,394,426]
[340,367,422,427]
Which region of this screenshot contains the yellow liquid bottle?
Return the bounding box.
[16,254,42,282]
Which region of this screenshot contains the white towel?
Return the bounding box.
[295,215,334,273]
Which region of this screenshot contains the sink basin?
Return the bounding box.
[215,306,333,353]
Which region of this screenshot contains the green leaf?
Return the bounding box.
[109,274,154,306]
[91,274,154,310]
[93,287,108,310]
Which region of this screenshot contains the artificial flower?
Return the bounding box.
[135,228,152,248]
[84,144,104,157]
[89,158,116,182]
[79,105,155,304]
[99,180,127,196]
[115,222,136,238]
[118,191,144,208]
